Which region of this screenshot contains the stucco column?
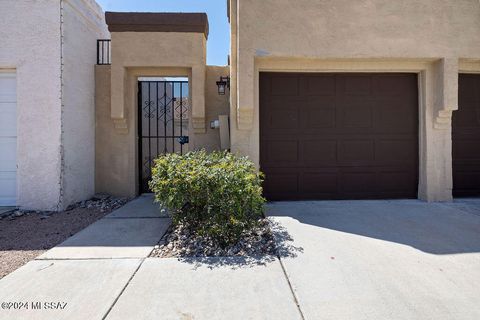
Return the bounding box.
[419,58,458,202]
[236,51,255,130]
[191,65,206,133]
[110,64,128,133]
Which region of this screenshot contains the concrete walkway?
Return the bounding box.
[1,197,479,319]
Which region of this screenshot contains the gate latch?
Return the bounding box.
[178,136,189,145]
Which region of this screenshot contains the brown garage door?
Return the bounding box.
[453,74,480,197]
[260,73,419,200]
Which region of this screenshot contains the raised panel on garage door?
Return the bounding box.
[453,74,480,197]
[260,73,419,200]
[0,73,17,206]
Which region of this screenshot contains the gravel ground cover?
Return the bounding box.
[150,218,279,258]
[0,195,129,279]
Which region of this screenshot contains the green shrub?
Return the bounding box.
[149,150,266,246]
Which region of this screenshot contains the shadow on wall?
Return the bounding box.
[266,199,480,255]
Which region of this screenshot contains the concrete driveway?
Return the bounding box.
[266,199,480,320]
[0,198,479,319]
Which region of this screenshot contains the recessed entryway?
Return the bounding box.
[260,72,419,200]
[0,72,17,206]
[453,74,480,197]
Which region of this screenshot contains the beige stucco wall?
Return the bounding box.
[110,32,207,134]
[95,65,230,197]
[229,0,480,201]
[96,31,229,197]
[95,65,132,196]
[0,0,62,210]
[194,66,230,151]
[62,0,109,207]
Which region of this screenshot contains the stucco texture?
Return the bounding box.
[229,0,480,201]
[95,64,229,197]
[96,29,231,197]
[110,32,207,134]
[0,0,62,210]
[62,0,109,207]
[194,66,230,151]
[0,0,108,210]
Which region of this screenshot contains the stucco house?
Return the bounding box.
[0,0,108,209]
[2,0,480,210]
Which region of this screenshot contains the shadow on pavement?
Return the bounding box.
[266,199,480,255]
[177,220,304,269]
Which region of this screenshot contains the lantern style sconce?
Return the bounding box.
[216,76,230,95]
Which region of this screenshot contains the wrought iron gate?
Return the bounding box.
[138,80,189,193]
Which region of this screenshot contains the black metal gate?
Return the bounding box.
[138,80,189,193]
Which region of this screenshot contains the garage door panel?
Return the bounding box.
[0,172,16,202]
[453,74,480,197]
[340,171,377,193]
[458,76,477,102]
[338,140,375,163]
[453,105,480,128]
[0,138,16,171]
[305,75,336,95]
[265,108,300,130]
[263,172,299,198]
[263,140,299,164]
[303,140,337,166]
[270,76,300,96]
[0,102,17,136]
[0,73,17,206]
[377,171,415,193]
[265,96,302,109]
[453,140,480,160]
[376,139,417,164]
[260,73,418,200]
[453,170,480,197]
[300,172,338,194]
[301,105,336,130]
[0,77,16,100]
[340,75,373,95]
[341,103,374,129]
[377,104,417,133]
[374,75,414,96]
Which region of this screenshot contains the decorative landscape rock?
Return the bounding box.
[150,218,278,258]
[1,194,130,221]
[74,193,130,213]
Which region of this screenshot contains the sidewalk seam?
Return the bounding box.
[278,256,306,320]
[101,258,145,320]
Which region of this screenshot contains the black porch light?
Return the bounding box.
[216,76,230,95]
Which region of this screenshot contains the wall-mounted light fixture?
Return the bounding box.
[216,76,230,95]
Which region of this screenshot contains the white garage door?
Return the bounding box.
[0,73,17,206]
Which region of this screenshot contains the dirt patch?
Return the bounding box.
[0,196,129,279]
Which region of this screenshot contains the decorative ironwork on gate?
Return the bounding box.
[138,80,189,193]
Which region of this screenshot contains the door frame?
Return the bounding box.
[250,58,442,201]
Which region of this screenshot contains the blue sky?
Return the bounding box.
[96,0,230,66]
